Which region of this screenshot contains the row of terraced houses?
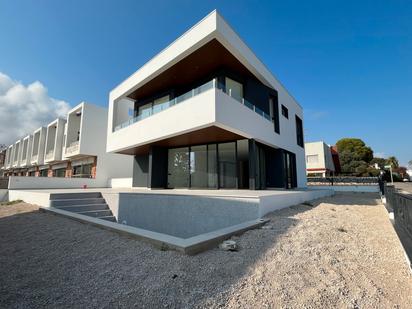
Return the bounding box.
[0,102,132,186]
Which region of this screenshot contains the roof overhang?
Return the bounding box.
[109,10,300,109]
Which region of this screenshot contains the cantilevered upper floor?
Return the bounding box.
[45,118,66,163]
[30,127,47,166]
[107,10,304,158]
[64,102,109,159]
[20,134,33,168]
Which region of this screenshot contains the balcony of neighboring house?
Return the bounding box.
[5,146,13,169]
[65,106,82,158]
[31,127,46,165]
[20,135,32,168]
[12,140,21,168]
[45,118,66,164]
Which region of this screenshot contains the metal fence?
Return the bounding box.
[307,176,379,186]
[0,177,8,189]
[385,184,412,237]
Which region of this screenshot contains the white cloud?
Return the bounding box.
[0,72,70,145]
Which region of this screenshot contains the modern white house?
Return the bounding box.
[305,141,335,177]
[107,10,306,190]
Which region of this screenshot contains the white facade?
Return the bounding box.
[45,118,66,163]
[20,135,33,168]
[30,127,47,166]
[107,10,306,189]
[2,101,133,185]
[305,141,335,177]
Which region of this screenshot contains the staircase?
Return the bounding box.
[49,192,116,222]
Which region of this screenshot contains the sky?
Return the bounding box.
[0,0,411,165]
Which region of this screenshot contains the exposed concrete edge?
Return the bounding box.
[39,206,267,255]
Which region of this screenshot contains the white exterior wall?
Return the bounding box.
[20,135,33,167]
[45,118,66,163]
[107,10,306,188]
[305,141,335,176]
[31,127,47,166]
[64,102,133,185]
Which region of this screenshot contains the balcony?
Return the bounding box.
[45,150,54,161]
[31,154,38,162]
[113,79,271,132]
[66,141,79,155]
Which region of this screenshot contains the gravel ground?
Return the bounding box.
[0,193,411,308]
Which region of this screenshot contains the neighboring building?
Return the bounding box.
[0,148,6,176]
[107,10,306,190]
[305,141,335,177]
[2,102,132,185]
[330,145,341,174]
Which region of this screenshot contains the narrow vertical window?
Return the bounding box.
[269,96,280,134]
[295,115,304,147]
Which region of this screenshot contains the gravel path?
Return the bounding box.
[0,193,411,308]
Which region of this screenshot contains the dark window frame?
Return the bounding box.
[281,104,289,119]
[295,115,304,147]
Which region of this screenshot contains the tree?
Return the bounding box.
[408,160,412,169]
[336,138,374,176]
[370,157,386,169]
[385,156,399,168]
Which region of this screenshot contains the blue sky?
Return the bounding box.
[0,0,411,165]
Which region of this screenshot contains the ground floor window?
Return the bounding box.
[28,171,35,177]
[53,168,66,177]
[167,141,240,189]
[72,164,92,178]
[39,169,48,177]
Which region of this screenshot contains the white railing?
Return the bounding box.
[113,78,272,132]
[31,154,38,162]
[65,141,79,155]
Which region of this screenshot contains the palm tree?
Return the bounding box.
[386,156,399,168]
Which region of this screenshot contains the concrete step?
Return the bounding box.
[50,192,102,200]
[99,216,117,222]
[56,204,109,213]
[50,198,106,207]
[77,209,112,218]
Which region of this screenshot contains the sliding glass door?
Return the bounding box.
[218,142,237,189]
[167,147,189,188]
[167,141,246,189]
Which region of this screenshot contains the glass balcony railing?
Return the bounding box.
[114,78,272,132]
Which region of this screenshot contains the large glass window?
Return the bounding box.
[53,168,66,177]
[39,169,48,177]
[218,142,237,188]
[225,77,243,102]
[152,95,170,114]
[295,115,304,147]
[207,144,217,188]
[167,147,189,188]
[138,102,153,119]
[73,164,93,178]
[190,145,208,188]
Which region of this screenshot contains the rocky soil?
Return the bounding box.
[0,193,411,308]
